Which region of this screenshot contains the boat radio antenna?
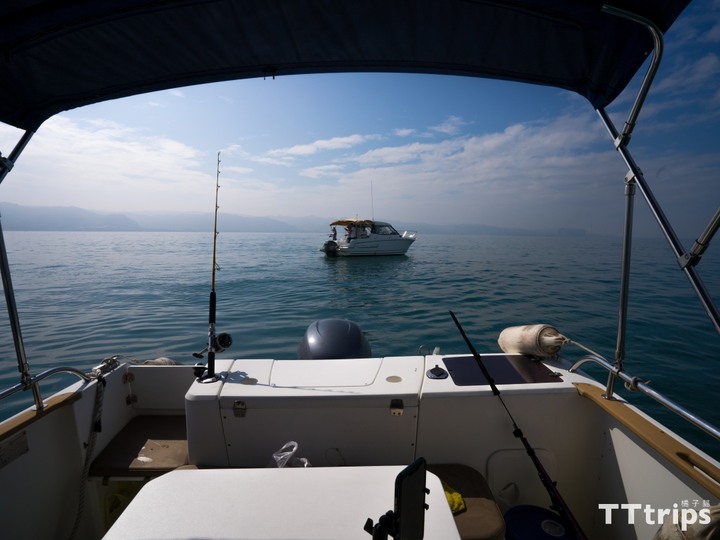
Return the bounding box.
[449,310,587,540]
[194,151,232,381]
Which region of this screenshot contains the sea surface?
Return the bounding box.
[0,231,718,458]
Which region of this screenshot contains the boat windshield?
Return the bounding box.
[372,224,400,236]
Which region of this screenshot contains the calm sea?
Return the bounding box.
[0,231,718,458]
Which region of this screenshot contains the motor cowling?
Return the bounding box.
[322,240,339,256]
[297,318,372,359]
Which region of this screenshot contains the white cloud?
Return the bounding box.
[393,128,415,137]
[220,144,243,155]
[655,53,720,95]
[222,165,254,176]
[300,164,344,178]
[0,117,210,212]
[705,20,720,42]
[266,134,380,158]
[0,87,715,238]
[234,112,623,231]
[429,115,469,136]
[354,141,442,165]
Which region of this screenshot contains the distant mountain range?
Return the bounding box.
[0,202,588,236]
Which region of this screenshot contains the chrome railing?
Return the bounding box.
[569,354,720,443]
[0,366,91,407]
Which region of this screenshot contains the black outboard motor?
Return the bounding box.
[322,240,339,256]
[297,318,372,359]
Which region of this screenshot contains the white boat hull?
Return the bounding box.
[1,355,718,540]
[325,235,416,256]
[322,219,417,256]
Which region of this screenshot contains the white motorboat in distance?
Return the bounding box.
[321,218,417,257]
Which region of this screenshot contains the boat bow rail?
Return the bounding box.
[569,353,720,444]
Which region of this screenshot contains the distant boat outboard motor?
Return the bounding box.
[322,240,339,256]
[298,318,372,359]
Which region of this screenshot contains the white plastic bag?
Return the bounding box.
[268,441,311,467]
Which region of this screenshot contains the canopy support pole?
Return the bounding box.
[601,5,663,147]
[598,6,720,400]
[0,130,34,185]
[0,130,44,410]
[599,107,720,335]
[683,209,720,269]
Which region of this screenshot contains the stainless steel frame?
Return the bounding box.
[599,7,720,405]
[570,354,720,442]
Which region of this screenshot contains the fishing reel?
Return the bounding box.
[193,332,233,359]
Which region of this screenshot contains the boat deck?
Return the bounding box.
[89,415,188,479]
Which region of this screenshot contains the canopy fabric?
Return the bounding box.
[330,219,375,228]
[0,0,690,131]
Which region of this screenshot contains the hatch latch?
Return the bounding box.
[233,400,247,418]
[390,399,404,416]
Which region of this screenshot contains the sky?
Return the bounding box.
[0,1,718,238]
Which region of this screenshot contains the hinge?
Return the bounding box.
[233,400,247,418]
[122,372,134,384]
[125,393,137,405]
[390,399,404,416]
[0,154,14,174]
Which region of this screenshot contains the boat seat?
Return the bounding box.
[428,464,506,540]
[90,415,188,479]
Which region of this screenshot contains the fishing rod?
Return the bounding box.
[195,152,232,381]
[449,310,587,540]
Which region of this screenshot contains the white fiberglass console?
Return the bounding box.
[185,357,425,467]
